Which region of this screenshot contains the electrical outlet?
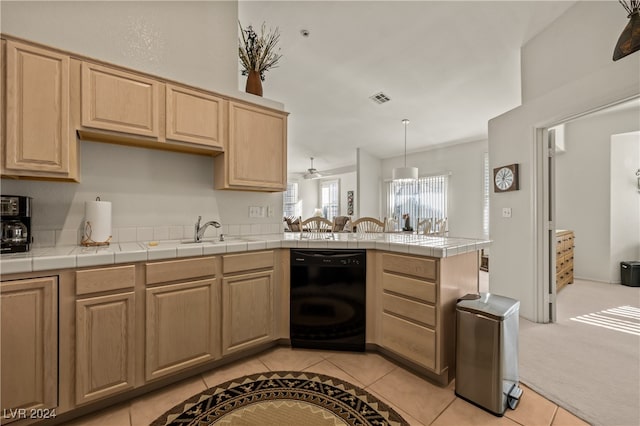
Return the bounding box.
[267,205,274,217]
[249,206,262,218]
[502,207,512,218]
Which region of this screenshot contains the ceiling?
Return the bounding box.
[238,1,576,176]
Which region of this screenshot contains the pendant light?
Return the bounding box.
[613,0,640,61]
[392,119,418,181]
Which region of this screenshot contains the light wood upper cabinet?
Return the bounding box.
[3,40,78,180]
[1,277,58,421]
[166,84,224,148]
[215,101,287,192]
[81,61,161,138]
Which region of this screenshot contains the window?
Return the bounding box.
[283,182,300,217]
[320,179,339,221]
[386,175,448,231]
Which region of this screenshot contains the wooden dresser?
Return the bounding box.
[556,230,575,291]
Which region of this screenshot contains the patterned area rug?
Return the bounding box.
[151,371,409,426]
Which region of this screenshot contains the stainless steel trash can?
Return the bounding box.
[455,293,523,416]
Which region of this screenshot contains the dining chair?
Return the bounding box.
[284,216,302,232]
[434,218,448,236]
[301,216,333,233]
[332,216,352,232]
[417,218,432,235]
[351,217,385,233]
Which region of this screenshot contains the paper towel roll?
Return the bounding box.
[84,200,112,243]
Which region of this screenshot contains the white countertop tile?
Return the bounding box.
[1,233,491,274]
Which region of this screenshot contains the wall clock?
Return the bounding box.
[493,163,519,192]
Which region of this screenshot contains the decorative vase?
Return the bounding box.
[245,70,263,96]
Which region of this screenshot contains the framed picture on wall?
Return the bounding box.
[347,190,354,215]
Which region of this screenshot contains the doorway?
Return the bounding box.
[536,97,640,322]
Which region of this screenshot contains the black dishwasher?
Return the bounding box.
[290,249,366,352]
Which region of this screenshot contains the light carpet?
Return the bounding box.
[519,280,640,426]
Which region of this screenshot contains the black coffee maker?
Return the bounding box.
[1,195,32,253]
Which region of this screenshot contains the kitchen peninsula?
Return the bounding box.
[0,233,488,425]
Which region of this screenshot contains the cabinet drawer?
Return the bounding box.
[146,256,216,285]
[223,251,274,274]
[382,292,436,327]
[381,312,436,370]
[382,253,436,280]
[382,272,436,304]
[76,265,135,295]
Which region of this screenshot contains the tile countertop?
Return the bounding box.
[0,233,491,275]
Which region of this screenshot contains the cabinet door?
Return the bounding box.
[75,292,135,404]
[0,277,57,419]
[166,84,224,148]
[81,62,160,138]
[222,270,274,355]
[4,40,73,176]
[217,101,287,191]
[146,279,218,381]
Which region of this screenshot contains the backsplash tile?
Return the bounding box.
[136,227,154,242]
[153,226,169,241]
[119,227,137,243]
[168,226,184,240]
[26,222,283,248]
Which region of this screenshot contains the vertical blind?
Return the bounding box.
[283,182,299,217]
[386,175,449,231]
[321,179,339,220]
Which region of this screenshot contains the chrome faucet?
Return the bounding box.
[194,216,221,242]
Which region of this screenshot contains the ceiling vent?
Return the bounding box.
[370,92,391,104]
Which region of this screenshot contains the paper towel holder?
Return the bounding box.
[80,196,112,247]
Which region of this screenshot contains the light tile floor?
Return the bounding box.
[67,346,589,426]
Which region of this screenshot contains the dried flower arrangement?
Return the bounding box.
[238,21,282,82]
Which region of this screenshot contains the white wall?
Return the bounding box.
[520,0,626,103]
[1,1,286,245]
[336,171,357,217]
[556,107,640,283]
[296,178,319,219]
[610,132,640,281]
[488,1,640,321]
[357,149,383,219]
[382,140,488,239]
[1,1,238,94]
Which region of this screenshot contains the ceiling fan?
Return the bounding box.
[303,157,322,179]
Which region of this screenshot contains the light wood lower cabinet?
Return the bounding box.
[145,256,220,381]
[75,292,135,404]
[145,279,219,381]
[377,251,478,384]
[221,251,275,355]
[379,253,438,371]
[74,265,136,405]
[0,276,58,422]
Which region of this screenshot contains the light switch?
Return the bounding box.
[502,207,512,218]
[267,205,274,217]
